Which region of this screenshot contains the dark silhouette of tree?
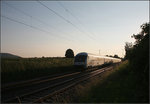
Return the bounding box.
[131,22,149,45]
[129,22,149,72]
[65,49,74,58]
[109,55,113,57]
[114,54,119,58]
[125,42,133,51]
[124,42,133,59]
[125,22,149,68]
[124,22,149,102]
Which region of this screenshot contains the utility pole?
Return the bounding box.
[122,49,124,58]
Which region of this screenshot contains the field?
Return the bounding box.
[1,57,75,83]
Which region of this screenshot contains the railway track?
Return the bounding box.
[2,65,114,103]
[2,71,81,91]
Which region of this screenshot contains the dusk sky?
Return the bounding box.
[1,1,149,58]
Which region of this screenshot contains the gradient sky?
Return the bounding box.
[1,1,149,57]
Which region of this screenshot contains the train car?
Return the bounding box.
[74,52,121,68]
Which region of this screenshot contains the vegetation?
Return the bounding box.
[65,49,74,58]
[77,61,148,103]
[106,54,121,59]
[1,57,75,83]
[1,22,148,102]
[124,22,149,95]
[113,54,119,58]
[73,22,149,103]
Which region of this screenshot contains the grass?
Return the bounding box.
[1,57,77,83]
[26,61,148,103]
[1,59,148,103]
[75,60,148,103]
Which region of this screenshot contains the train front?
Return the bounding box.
[74,52,87,68]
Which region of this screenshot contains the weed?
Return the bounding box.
[1,57,75,83]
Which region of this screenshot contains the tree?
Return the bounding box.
[124,22,149,73]
[123,22,149,102]
[131,22,149,45]
[114,54,119,58]
[109,55,113,57]
[125,42,133,52]
[65,49,74,58]
[130,22,149,69]
[124,42,133,59]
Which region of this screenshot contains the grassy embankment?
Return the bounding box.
[72,60,148,103]
[1,57,76,83]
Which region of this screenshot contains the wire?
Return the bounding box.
[4,2,32,18]
[37,0,96,41]
[3,2,76,42]
[57,1,97,39]
[1,15,72,42]
[3,2,70,37]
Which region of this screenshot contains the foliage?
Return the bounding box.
[125,22,149,73]
[106,54,121,59]
[124,42,133,59]
[124,22,149,101]
[74,22,149,103]
[78,61,148,103]
[65,49,74,58]
[131,22,149,44]
[1,57,75,83]
[113,54,119,58]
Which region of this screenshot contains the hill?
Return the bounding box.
[0,53,21,58]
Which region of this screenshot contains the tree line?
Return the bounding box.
[65,49,121,59]
[124,22,149,101]
[124,22,149,74]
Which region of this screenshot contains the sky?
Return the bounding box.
[1,1,149,58]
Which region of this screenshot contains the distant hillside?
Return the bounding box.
[0,53,21,58]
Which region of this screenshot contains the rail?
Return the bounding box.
[2,65,115,103]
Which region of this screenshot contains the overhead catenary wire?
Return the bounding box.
[37,0,96,41]
[1,15,72,42]
[3,2,32,19]
[2,2,83,49]
[3,2,76,42]
[57,1,97,40]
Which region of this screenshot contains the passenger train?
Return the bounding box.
[74,52,121,68]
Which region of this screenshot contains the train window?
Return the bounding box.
[75,55,87,62]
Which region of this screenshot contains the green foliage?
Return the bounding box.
[79,61,148,103]
[78,22,149,103]
[131,22,149,44]
[125,22,149,77]
[124,42,133,59]
[113,54,119,58]
[65,48,74,58]
[1,57,75,83]
[123,22,149,102]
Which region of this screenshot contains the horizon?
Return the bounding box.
[1,1,149,58]
[1,52,121,58]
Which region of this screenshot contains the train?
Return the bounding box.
[74,52,121,68]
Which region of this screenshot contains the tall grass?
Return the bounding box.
[1,57,75,83]
[76,60,148,103]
